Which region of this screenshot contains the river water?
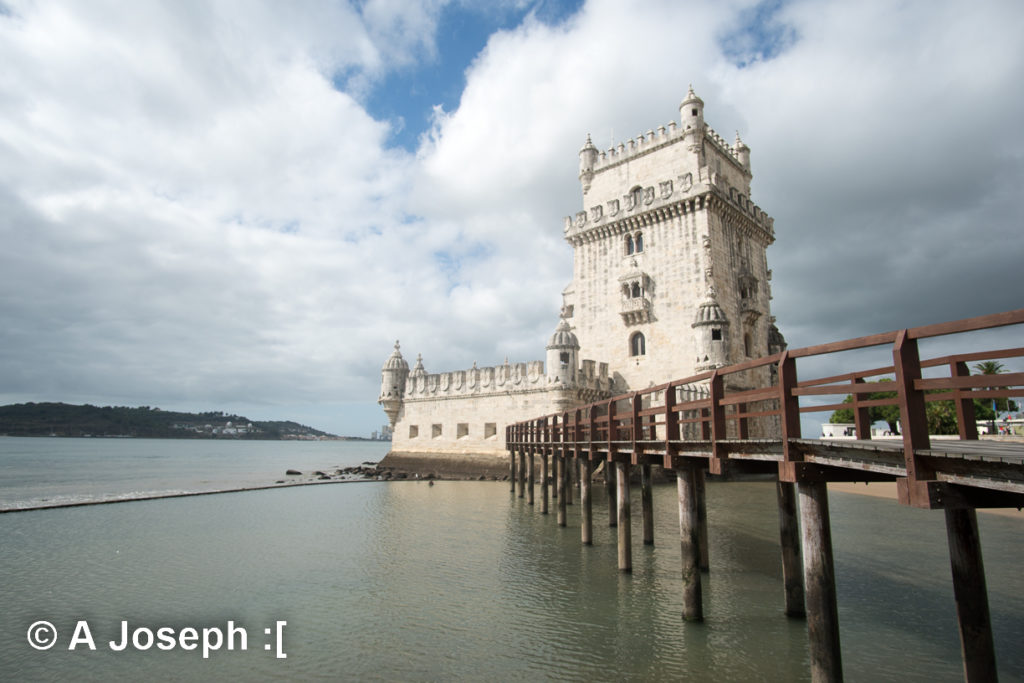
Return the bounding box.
[0,437,1021,681]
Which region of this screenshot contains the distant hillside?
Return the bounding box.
[0,403,337,440]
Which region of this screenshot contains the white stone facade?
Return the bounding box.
[379,88,785,463]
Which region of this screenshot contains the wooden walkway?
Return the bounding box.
[505,308,1024,683]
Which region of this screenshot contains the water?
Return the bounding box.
[1,439,1022,681]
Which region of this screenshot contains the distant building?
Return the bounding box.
[379,88,785,472]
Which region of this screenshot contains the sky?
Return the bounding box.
[1,0,1022,437]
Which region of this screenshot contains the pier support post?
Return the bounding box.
[540,452,549,515]
[552,453,558,500]
[509,451,516,494]
[581,458,593,545]
[777,481,806,617]
[945,507,997,683]
[616,461,632,572]
[527,450,535,506]
[557,453,567,527]
[641,463,654,545]
[565,455,573,505]
[517,450,525,499]
[798,481,843,683]
[607,463,617,527]
[676,462,703,621]
[696,469,709,571]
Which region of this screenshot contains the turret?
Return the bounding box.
[691,288,730,371]
[680,85,704,135]
[733,131,751,173]
[378,341,409,427]
[578,134,598,194]
[546,318,580,386]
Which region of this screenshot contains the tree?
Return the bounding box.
[828,379,900,434]
[972,360,1017,413]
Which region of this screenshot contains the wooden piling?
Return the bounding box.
[517,450,525,499]
[945,507,997,683]
[557,453,567,527]
[509,450,516,494]
[676,463,703,621]
[607,462,617,527]
[798,481,843,683]
[641,463,654,546]
[581,458,593,545]
[777,481,806,617]
[694,468,709,570]
[565,455,573,505]
[527,450,535,506]
[540,452,549,515]
[617,461,632,572]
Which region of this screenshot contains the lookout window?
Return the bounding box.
[432,424,442,439]
[559,351,570,367]
[630,332,646,357]
[457,423,469,439]
[409,425,419,438]
[744,333,753,357]
[711,328,722,341]
[692,108,698,116]
[484,423,497,439]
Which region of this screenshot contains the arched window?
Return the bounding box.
[630,282,641,298]
[625,234,634,255]
[634,232,644,253]
[744,333,753,357]
[630,332,646,357]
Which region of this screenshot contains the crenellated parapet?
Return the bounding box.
[402,357,613,402]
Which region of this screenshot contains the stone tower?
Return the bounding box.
[561,87,779,391]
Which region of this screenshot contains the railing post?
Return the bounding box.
[779,351,802,462]
[527,434,535,507]
[664,384,679,462]
[607,401,618,527]
[852,378,871,440]
[893,329,933,507]
[952,360,979,440]
[557,414,567,527]
[540,425,549,516]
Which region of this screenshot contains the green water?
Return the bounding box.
[2,477,1022,681]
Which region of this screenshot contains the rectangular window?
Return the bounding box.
[711,328,722,341]
[409,425,419,438]
[484,423,497,439]
[432,424,442,439]
[457,423,469,439]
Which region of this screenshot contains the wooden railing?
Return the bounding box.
[507,308,1024,508]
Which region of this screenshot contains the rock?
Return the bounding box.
[286,469,302,475]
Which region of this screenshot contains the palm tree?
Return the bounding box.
[973,360,1016,430]
[973,360,1006,376]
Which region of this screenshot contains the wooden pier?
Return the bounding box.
[506,308,1024,683]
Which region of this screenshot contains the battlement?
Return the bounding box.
[405,358,612,401]
[564,165,773,241]
[588,123,747,176]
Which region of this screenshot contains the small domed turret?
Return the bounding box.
[579,134,598,194]
[378,341,410,427]
[546,318,580,385]
[691,288,730,371]
[680,85,704,132]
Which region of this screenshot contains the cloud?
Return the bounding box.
[1,0,1022,435]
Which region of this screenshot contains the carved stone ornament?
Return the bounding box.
[659,180,673,200]
[624,192,637,211]
[607,199,620,217]
[574,211,587,228]
[643,187,655,205]
[590,205,603,222]
[678,172,693,192]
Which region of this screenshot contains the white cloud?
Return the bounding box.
[1,0,1022,435]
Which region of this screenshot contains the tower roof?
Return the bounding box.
[547,319,580,350]
[692,288,730,327]
[681,84,703,108]
[382,341,409,371]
